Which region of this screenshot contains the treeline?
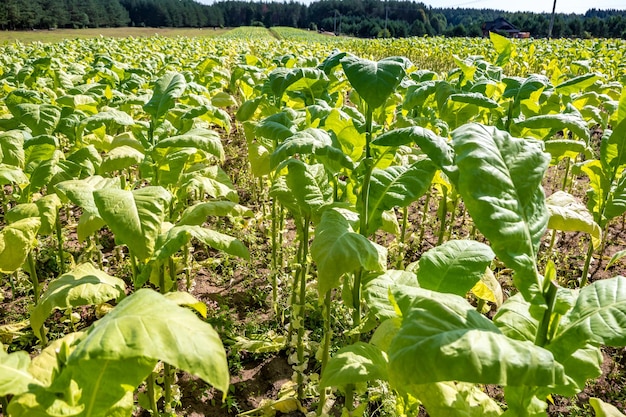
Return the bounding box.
[1,0,626,39]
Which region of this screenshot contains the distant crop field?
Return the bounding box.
[0,27,230,43]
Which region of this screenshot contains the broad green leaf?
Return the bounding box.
[554,276,626,348]
[9,357,149,417]
[236,97,262,122]
[153,225,249,261]
[81,109,135,132]
[490,31,512,67]
[270,128,353,171]
[502,386,549,417]
[324,109,364,161]
[143,72,187,122]
[0,130,26,168]
[581,160,610,221]
[556,73,601,95]
[70,288,229,394]
[363,271,419,321]
[0,217,40,273]
[179,167,238,202]
[517,114,590,141]
[94,186,171,261]
[590,398,626,417]
[601,119,626,170]
[449,93,499,109]
[6,194,62,236]
[178,201,253,226]
[372,126,455,173]
[256,112,296,142]
[341,55,405,110]
[389,288,566,388]
[410,382,503,417]
[0,345,36,396]
[320,342,388,389]
[0,163,28,187]
[283,160,333,224]
[546,191,602,248]
[30,264,126,341]
[311,209,387,296]
[364,159,436,235]
[99,145,144,174]
[155,128,225,161]
[164,291,207,317]
[451,123,550,305]
[246,138,271,178]
[416,240,495,296]
[493,293,539,342]
[28,332,84,386]
[544,139,593,165]
[13,104,61,136]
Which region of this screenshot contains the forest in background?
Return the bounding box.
[1,0,626,39]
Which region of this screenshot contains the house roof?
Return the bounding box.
[483,17,520,33]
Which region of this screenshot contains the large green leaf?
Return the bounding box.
[544,139,593,165]
[416,240,495,296]
[155,128,224,161]
[99,145,144,174]
[0,344,36,396]
[311,209,387,296]
[143,72,187,122]
[553,276,626,348]
[493,293,539,342]
[590,398,626,417]
[0,217,40,273]
[6,194,62,236]
[323,109,365,162]
[153,225,249,261]
[93,186,171,261]
[451,123,550,305]
[12,104,61,136]
[0,130,26,168]
[320,342,388,389]
[388,288,566,388]
[546,191,601,247]
[178,201,253,226]
[372,126,455,173]
[605,172,626,221]
[30,263,126,341]
[270,128,353,171]
[283,160,333,224]
[490,31,512,67]
[364,159,436,235]
[517,113,590,142]
[601,119,626,171]
[409,382,503,417]
[555,73,601,95]
[341,55,405,110]
[363,271,418,321]
[70,288,229,393]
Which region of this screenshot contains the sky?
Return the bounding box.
[196,0,625,14]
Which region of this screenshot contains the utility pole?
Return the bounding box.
[547,0,557,38]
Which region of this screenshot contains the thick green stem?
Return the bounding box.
[396,206,409,269]
[163,363,173,413]
[534,280,559,347]
[546,229,558,257]
[296,217,311,401]
[271,198,278,311]
[436,189,448,246]
[28,250,40,303]
[446,194,459,240]
[56,208,68,273]
[184,245,191,290]
[561,158,571,191]
[147,372,160,417]
[130,253,140,289]
[2,395,9,413]
[317,291,332,416]
[418,191,431,246]
[580,241,595,287]
[287,239,304,345]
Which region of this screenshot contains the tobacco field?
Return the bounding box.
[1,27,626,417]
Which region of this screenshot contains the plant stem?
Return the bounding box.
[396,206,409,269]
[436,188,448,246]
[317,291,332,416]
[296,217,310,401]
[2,395,9,413]
[287,239,304,345]
[271,197,278,311]
[130,253,140,289]
[418,191,431,246]
[534,279,558,347]
[163,364,173,413]
[580,241,595,287]
[561,158,571,191]
[184,245,191,290]
[147,372,160,417]
[56,207,66,274]
[28,250,40,303]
